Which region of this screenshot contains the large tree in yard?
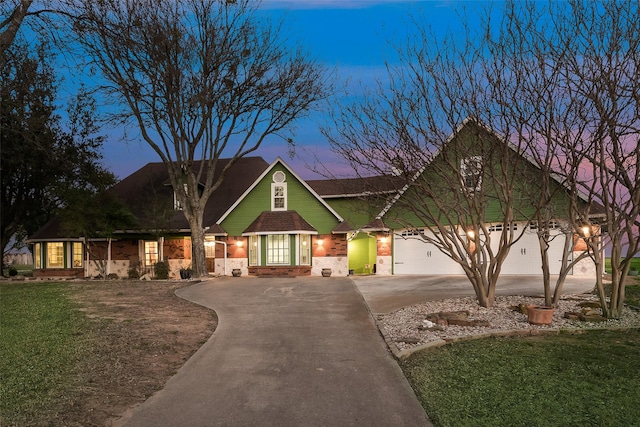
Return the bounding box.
[74,0,329,277]
[1,38,115,257]
[558,0,640,318]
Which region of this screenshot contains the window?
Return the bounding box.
[461,156,482,192]
[267,234,289,265]
[271,171,287,211]
[249,235,259,266]
[205,242,215,258]
[299,234,311,265]
[144,241,159,267]
[47,242,64,268]
[34,243,41,269]
[72,242,83,268]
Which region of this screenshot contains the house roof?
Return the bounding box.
[242,211,317,235]
[331,221,356,234]
[307,175,404,198]
[110,157,269,231]
[28,157,270,240]
[28,217,79,241]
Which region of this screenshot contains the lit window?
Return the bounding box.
[34,243,41,269]
[299,234,311,265]
[72,242,83,268]
[47,242,64,268]
[205,241,215,258]
[461,156,482,192]
[249,235,259,266]
[267,234,289,265]
[144,241,158,267]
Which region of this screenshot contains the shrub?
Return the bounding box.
[127,267,140,279]
[8,266,18,277]
[154,261,169,280]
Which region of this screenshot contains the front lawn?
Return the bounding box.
[401,329,640,427]
[0,282,90,425]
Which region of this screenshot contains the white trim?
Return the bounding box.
[271,182,288,211]
[242,230,318,236]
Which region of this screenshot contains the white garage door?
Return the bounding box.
[489,223,568,275]
[393,224,569,276]
[393,229,464,275]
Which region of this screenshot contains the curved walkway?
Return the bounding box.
[116,277,432,426]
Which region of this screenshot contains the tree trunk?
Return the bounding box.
[539,233,552,306]
[186,212,207,278]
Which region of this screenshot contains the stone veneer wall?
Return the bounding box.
[375,256,393,275]
[224,258,248,277]
[572,252,597,276]
[311,256,348,276]
[168,259,192,279]
[86,260,130,278]
[311,233,349,276]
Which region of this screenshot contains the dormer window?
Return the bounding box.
[461,156,482,192]
[271,171,287,211]
[174,184,188,210]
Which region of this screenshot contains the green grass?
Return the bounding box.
[401,329,640,427]
[0,282,89,425]
[604,257,640,274]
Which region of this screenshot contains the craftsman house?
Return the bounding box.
[28,121,601,279]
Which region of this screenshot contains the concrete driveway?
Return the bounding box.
[352,274,596,314]
[117,277,432,426]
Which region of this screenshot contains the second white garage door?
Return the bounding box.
[393,224,569,275]
[393,229,464,275]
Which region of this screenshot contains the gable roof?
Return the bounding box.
[376,117,601,221]
[242,211,318,235]
[217,157,344,225]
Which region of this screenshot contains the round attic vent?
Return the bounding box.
[273,171,286,183]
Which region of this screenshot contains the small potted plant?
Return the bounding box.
[526,304,555,325]
[179,266,192,280]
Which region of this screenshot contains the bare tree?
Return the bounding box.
[327,0,640,316]
[324,15,535,308]
[552,0,640,319]
[479,1,601,308]
[1,0,76,63]
[73,0,329,277]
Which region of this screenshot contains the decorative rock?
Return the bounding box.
[398,336,421,344]
[378,294,640,352]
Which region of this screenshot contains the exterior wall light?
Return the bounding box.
[316,239,324,246]
[236,240,244,248]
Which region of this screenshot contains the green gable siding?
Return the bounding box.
[220,162,340,235]
[381,122,579,229]
[324,198,378,229]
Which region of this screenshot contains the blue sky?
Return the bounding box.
[84,0,491,180]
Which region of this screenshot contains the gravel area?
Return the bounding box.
[378,294,640,352]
